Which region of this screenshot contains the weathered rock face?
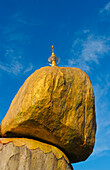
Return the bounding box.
[1,66,96,163]
[0,138,72,170]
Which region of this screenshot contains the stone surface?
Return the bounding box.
[1,66,96,163]
[0,138,73,170]
[0,138,69,163]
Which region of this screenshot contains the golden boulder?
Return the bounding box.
[1,66,96,163]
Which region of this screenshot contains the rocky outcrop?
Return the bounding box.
[0,138,73,170]
[1,66,96,163]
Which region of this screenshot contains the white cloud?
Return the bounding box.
[68,34,110,72]
[83,29,90,34]
[0,48,33,75]
[0,59,33,75]
[0,60,23,75]
[0,64,10,73]
[24,63,34,74]
[100,2,110,14]
[92,75,110,157]
[0,12,34,76]
[10,60,23,75]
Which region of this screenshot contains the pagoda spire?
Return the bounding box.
[48,45,57,66]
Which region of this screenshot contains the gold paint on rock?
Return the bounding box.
[0,138,69,163]
[1,66,96,163]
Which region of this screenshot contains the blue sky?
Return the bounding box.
[0,0,110,169]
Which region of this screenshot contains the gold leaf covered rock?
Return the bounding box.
[1,66,96,163]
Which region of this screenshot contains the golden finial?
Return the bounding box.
[51,45,54,51]
[48,45,57,66]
